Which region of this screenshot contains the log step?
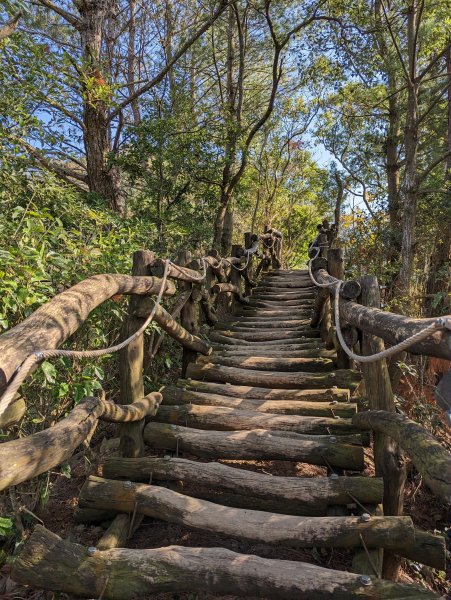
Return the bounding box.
[144,422,365,469]
[176,379,351,400]
[161,387,357,417]
[79,476,415,552]
[12,526,441,599]
[186,362,361,390]
[153,403,360,435]
[198,354,336,372]
[102,456,380,515]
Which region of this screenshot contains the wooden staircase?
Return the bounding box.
[12,269,446,599]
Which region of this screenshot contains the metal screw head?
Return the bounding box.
[87,546,97,557]
[329,473,339,479]
[361,513,371,522]
[170,424,177,430]
[173,405,179,409]
[330,372,336,378]
[332,385,338,389]
[123,480,132,489]
[163,454,171,460]
[329,436,337,444]
[359,575,371,586]
[331,400,338,405]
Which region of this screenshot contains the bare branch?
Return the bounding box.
[109,0,228,121]
[34,0,81,29]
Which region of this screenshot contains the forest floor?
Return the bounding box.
[1,366,450,600]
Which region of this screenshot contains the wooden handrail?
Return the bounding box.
[0,274,176,394]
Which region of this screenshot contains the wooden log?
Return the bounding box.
[12,527,440,600]
[358,276,406,580]
[178,379,350,400]
[0,274,176,394]
[0,395,160,491]
[119,250,155,458]
[353,410,451,503]
[102,456,381,515]
[198,354,335,372]
[0,396,25,428]
[154,403,358,435]
[144,423,364,469]
[211,282,249,304]
[214,348,336,359]
[212,342,325,354]
[133,302,212,355]
[152,258,204,282]
[96,514,130,550]
[209,333,321,346]
[101,392,161,422]
[313,269,451,360]
[161,388,356,417]
[220,318,311,329]
[79,476,415,551]
[248,300,314,309]
[396,529,446,570]
[352,504,383,578]
[186,362,360,390]
[199,288,218,326]
[178,252,200,377]
[150,289,192,357]
[212,329,321,341]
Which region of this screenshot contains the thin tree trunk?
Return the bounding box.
[397,2,419,302]
[78,0,125,214]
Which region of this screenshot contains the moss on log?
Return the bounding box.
[197,355,335,372]
[161,388,356,417]
[102,456,382,516]
[12,526,440,599]
[144,423,364,469]
[133,302,212,355]
[186,362,360,390]
[154,404,358,435]
[0,274,176,393]
[176,379,350,400]
[353,410,451,503]
[0,394,161,491]
[79,477,415,552]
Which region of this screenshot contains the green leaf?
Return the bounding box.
[41,360,57,384]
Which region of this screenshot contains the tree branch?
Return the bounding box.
[418,150,451,184]
[108,0,228,121]
[34,0,81,29]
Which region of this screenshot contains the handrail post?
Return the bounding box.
[359,275,406,581]
[328,249,351,369]
[119,250,155,458]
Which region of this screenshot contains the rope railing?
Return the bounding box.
[0,229,282,426]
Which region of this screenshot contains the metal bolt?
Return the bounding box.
[329,436,337,443]
[361,513,371,522]
[331,400,338,405]
[330,372,336,378]
[359,575,371,586]
[163,454,171,460]
[123,480,132,489]
[87,546,97,557]
[173,405,179,409]
[332,385,338,389]
[170,424,177,430]
[329,473,339,479]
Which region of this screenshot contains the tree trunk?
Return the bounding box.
[397,3,419,302]
[78,0,125,214]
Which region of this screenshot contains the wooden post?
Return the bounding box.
[244,232,254,297]
[359,275,406,581]
[230,244,243,315]
[177,251,199,377]
[328,249,351,369]
[119,250,155,458]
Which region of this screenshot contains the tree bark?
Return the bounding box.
[12,526,440,599]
